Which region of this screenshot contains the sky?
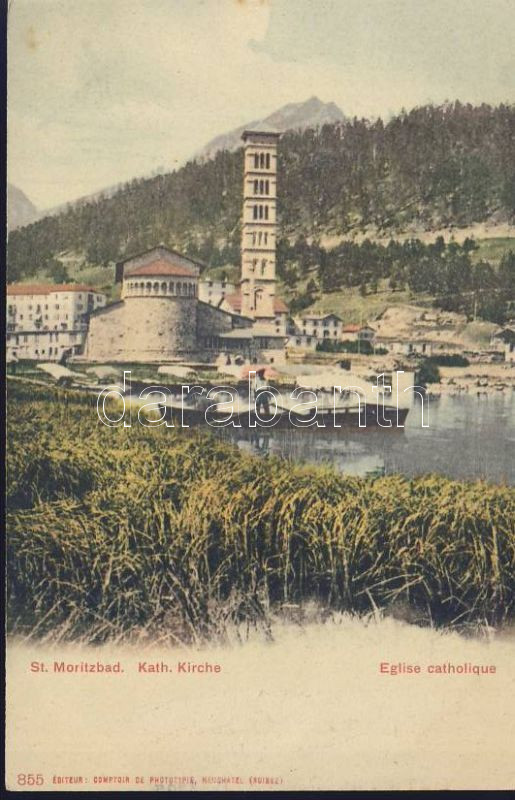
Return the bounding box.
[8,0,515,209]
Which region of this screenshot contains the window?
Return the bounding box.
[55,304,60,309]
[264,206,269,220]
[253,205,258,220]
[254,153,259,168]
[264,233,268,244]
[266,153,270,169]
[261,259,266,275]
[265,180,269,194]
[260,153,265,168]
[254,179,258,194]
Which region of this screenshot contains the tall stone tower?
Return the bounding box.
[240,127,280,324]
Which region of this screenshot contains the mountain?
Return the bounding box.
[7,103,515,293]
[197,96,345,160]
[7,184,39,230]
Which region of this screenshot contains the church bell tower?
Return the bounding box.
[240,127,280,324]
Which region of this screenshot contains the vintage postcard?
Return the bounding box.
[5,0,515,792]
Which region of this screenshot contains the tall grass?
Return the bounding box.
[6,381,515,644]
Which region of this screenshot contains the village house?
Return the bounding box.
[490,327,515,363]
[292,312,344,341]
[6,284,106,361]
[197,277,236,307]
[340,324,376,343]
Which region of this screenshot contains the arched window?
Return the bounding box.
[265,206,269,220]
[253,205,258,220]
[266,153,270,169]
[254,288,263,309]
[161,282,167,293]
[146,282,152,294]
[153,282,159,294]
[169,282,174,294]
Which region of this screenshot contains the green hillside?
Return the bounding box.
[6,101,515,322]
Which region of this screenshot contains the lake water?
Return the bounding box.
[219,392,515,485]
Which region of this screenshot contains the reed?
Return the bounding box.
[6,381,515,644]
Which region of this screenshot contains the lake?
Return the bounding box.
[219,392,515,485]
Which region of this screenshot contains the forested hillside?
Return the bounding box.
[8,102,515,286]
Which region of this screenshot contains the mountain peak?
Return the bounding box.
[197,98,345,160]
[7,184,39,231]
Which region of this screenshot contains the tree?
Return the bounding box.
[46,258,70,283]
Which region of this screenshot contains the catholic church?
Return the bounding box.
[85,128,289,364]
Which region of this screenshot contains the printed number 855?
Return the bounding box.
[17,774,44,786]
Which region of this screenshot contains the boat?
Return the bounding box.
[159,390,409,429]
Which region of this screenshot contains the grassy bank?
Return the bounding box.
[6,381,515,644]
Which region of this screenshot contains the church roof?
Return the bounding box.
[242,124,281,140]
[223,292,288,314]
[126,260,198,278]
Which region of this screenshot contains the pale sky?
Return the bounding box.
[8,0,515,209]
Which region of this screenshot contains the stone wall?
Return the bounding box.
[86,296,198,362]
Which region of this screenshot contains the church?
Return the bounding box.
[85,129,289,364]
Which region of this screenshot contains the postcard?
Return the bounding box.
[6,0,515,791]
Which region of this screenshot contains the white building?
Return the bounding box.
[293,312,344,341]
[340,324,376,343]
[197,278,236,307]
[7,284,106,361]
